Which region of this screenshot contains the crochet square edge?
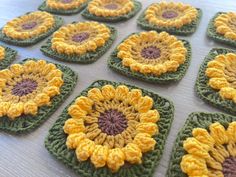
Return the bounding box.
[108,38,191,84]
[40,25,117,64]
[195,48,236,115]
[207,12,236,47]
[38,1,88,15]
[0,15,63,46]
[0,45,17,70]
[166,111,236,177]
[137,8,202,35]
[45,79,175,177]
[0,58,78,134]
[81,0,142,22]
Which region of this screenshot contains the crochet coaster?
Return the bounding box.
[137,8,202,35]
[108,37,191,84]
[166,112,236,177]
[41,25,117,64]
[0,45,17,70]
[196,48,236,115]
[0,15,63,46]
[45,80,174,177]
[207,12,236,47]
[81,0,142,23]
[38,1,88,15]
[0,58,77,134]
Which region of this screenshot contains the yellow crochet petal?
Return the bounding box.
[68,104,87,119]
[192,128,215,149]
[114,85,129,100]
[135,96,153,113]
[7,102,24,120]
[66,132,86,149]
[23,101,38,116]
[126,89,142,105]
[139,110,160,123]
[107,148,125,172]
[136,122,158,136]
[101,85,116,100]
[227,122,236,142]
[123,143,142,164]
[91,145,109,168]
[63,118,85,134]
[76,138,95,161]
[74,96,94,112]
[209,122,228,145]
[133,133,156,152]
[88,88,104,102]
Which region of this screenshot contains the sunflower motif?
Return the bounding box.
[0,46,5,60]
[46,0,87,10]
[87,0,134,17]
[63,84,159,172]
[181,121,236,177]
[0,60,63,120]
[205,53,236,103]
[144,2,198,28]
[214,12,236,40]
[2,11,55,40]
[117,31,187,76]
[51,21,111,55]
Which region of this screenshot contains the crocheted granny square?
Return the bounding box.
[0,45,17,70]
[108,31,191,84]
[0,59,77,134]
[137,4,202,35]
[45,80,174,177]
[41,22,117,63]
[167,112,236,177]
[38,0,88,15]
[0,12,63,46]
[196,48,236,115]
[207,12,236,47]
[81,0,141,22]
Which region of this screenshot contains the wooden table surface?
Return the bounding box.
[1,0,236,177]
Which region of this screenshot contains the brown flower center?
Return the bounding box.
[11,79,38,96]
[21,21,37,30]
[98,109,128,136]
[162,10,178,19]
[222,156,236,177]
[141,46,161,59]
[71,32,90,43]
[104,3,119,10]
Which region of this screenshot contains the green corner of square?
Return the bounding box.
[45,79,174,177]
[0,15,63,46]
[81,0,142,22]
[137,8,202,35]
[166,111,236,177]
[195,48,236,115]
[0,58,78,134]
[207,12,236,47]
[38,1,88,15]
[40,25,117,63]
[108,38,191,84]
[0,45,17,70]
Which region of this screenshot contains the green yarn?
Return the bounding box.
[0,58,77,134]
[108,35,191,84]
[41,25,117,64]
[81,0,142,22]
[137,8,202,35]
[166,112,236,177]
[0,45,17,70]
[45,80,174,177]
[0,14,63,46]
[196,48,236,115]
[207,12,236,47]
[38,1,88,15]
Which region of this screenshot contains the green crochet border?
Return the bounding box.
[137,7,202,35]
[0,14,63,46]
[166,112,236,177]
[38,1,88,15]
[207,12,236,47]
[81,0,142,23]
[40,25,117,64]
[0,58,78,134]
[196,48,236,115]
[0,45,17,70]
[108,36,191,84]
[45,79,174,177]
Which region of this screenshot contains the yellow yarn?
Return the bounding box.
[0,46,5,60]
[46,0,87,10]
[63,84,160,172]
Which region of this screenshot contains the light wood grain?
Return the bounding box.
[0,0,236,177]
